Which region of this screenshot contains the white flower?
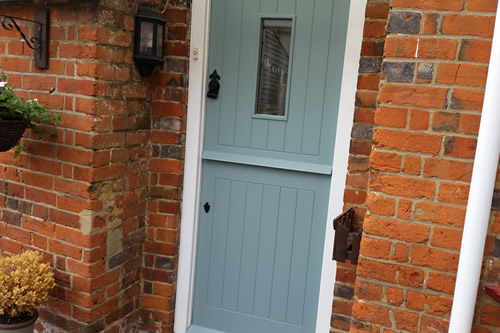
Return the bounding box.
[0,81,7,88]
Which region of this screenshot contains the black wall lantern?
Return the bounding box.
[134,3,166,76]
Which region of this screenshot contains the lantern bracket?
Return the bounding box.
[0,10,49,69]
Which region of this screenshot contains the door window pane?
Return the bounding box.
[256,19,292,116]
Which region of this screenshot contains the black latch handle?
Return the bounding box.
[207,70,220,99]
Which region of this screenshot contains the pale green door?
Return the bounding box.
[189,1,349,332]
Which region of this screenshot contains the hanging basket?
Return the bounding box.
[0,119,30,152]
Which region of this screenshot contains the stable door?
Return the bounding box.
[189,0,349,332]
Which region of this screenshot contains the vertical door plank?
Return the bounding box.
[283,0,314,154]
[250,118,269,149]
[300,0,333,155]
[222,181,248,310]
[269,188,297,321]
[318,0,351,163]
[260,0,278,13]
[278,0,297,13]
[204,0,227,150]
[206,179,232,307]
[286,190,314,325]
[253,185,281,318]
[234,0,260,148]
[218,0,244,146]
[267,121,286,152]
[237,183,264,314]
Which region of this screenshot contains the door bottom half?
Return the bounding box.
[190,161,331,333]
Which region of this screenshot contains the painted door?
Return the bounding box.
[190,0,349,332]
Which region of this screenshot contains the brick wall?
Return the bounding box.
[331,1,390,331]
[0,1,163,331]
[350,0,500,332]
[139,0,190,331]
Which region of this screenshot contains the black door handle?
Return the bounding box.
[207,70,220,99]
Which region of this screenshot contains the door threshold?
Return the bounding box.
[187,324,228,333]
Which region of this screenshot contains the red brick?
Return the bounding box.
[49,239,82,260]
[423,158,473,181]
[423,13,439,34]
[431,226,463,250]
[437,63,489,87]
[438,182,470,205]
[0,237,23,253]
[6,225,30,244]
[23,75,57,90]
[459,40,492,63]
[364,215,430,243]
[140,295,172,311]
[374,129,442,154]
[22,171,53,190]
[363,20,387,38]
[359,236,392,259]
[426,272,456,294]
[27,187,56,206]
[398,266,425,288]
[23,216,55,237]
[344,188,367,205]
[468,0,498,11]
[58,78,96,96]
[358,74,381,90]
[392,0,463,10]
[73,297,119,323]
[59,43,96,59]
[354,280,383,302]
[444,136,477,159]
[414,202,466,227]
[421,316,449,333]
[384,36,458,60]
[355,90,378,108]
[366,193,396,216]
[352,301,391,327]
[354,107,375,124]
[403,155,421,175]
[387,288,404,306]
[442,14,495,37]
[369,173,436,200]
[406,291,426,311]
[392,243,409,262]
[411,246,459,272]
[374,106,407,128]
[426,295,453,316]
[393,310,418,332]
[451,88,485,110]
[480,304,500,326]
[365,2,390,18]
[357,258,397,283]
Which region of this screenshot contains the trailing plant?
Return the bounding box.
[0,251,55,325]
[0,74,62,157]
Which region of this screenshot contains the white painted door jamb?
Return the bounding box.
[174,1,367,332]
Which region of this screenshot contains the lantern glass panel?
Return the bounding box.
[139,21,154,56]
[156,24,164,58]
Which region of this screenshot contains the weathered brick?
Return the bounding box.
[387,12,421,34]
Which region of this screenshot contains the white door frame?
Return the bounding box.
[174,1,367,332]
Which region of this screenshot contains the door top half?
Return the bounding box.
[203,0,349,175]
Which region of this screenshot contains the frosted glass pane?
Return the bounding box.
[256,19,292,116]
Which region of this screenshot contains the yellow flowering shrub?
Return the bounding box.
[0,251,55,321]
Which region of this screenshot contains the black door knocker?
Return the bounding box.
[207,70,220,99]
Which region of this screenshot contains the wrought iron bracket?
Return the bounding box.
[0,9,50,69]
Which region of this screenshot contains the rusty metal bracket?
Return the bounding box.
[332,208,362,264]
